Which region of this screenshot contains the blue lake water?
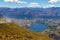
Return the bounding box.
[28,23,48,32]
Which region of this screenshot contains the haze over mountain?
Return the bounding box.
[0,7,60,19]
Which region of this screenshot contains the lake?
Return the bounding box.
[28,23,48,32]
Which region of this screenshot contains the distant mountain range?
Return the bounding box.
[0,7,60,19]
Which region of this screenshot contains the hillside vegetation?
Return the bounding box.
[0,23,52,40]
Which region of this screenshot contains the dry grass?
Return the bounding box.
[0,23,53,40]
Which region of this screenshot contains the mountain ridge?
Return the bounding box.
[0,7,60,19]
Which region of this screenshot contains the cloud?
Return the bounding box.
[4,0,19,2]
[4,0,27,4]
[43,4,55,8]
[17,1,27,4]
[49,0,60,3]
[28,2,40,8]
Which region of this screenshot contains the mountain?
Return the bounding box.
[0,23,52,40]
[0,7,60,19]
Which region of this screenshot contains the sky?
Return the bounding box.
[0,0,60,8]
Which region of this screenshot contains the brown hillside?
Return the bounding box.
[0,23,53,40]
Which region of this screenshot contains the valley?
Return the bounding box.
[0,19,52,40]
[0,7,60,40]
